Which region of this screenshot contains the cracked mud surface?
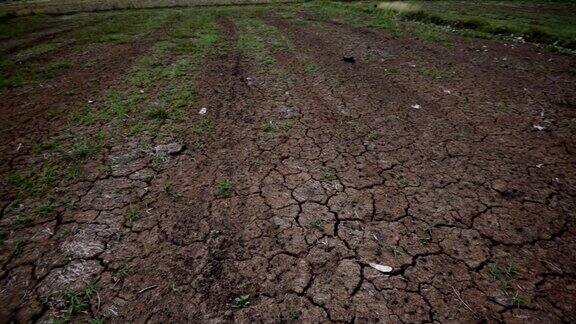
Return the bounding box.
[1,4,576,323]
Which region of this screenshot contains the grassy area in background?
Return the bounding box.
[377,0,576,50]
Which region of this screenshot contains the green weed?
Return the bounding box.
[151,154,166,171]
[216,179,232,197]
[209,229,221,239]
[262,121,276,133]
[193,117,213,134]
[13,237,26,257]
[488,263,527,307]
[233,294,250,308]
[32,138,59,155]
[62,284,96,317]
[161,182,182,199]
[40,61,72,79]
[310,219,324,231]
[148,107,170,121]
[417,66,451,79]
[125,205,140,222]
[289,306,299,320]
[303,60,321,74]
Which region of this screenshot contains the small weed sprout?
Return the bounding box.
[233,294,251,308]
[62,284,96,318]
[262,120,275,133]
[209,229,221,239]
[161,182,181,199]
[280,120,293,132]
[310,219,324,231]
[216,179,232,197]
[148,107,170,121]
[488,263,527,307]
[320,171,337,182]
[125,205,140,222]
[250,159,262,170]
[367,131,379,141]
[151,154,166,171]
[33,201,54,218]
[390,245,403,258]
[396,175,408,189]
[14,237,26,257]
[289,306,299,319]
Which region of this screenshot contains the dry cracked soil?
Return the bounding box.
[0,4,575,323]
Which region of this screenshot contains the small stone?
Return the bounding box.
[491,179,508,193]
[154,143,184,155]
[533,124,546,131]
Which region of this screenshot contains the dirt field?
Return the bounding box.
[1,2,576,323]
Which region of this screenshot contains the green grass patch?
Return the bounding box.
[381,0,576,50]
[417,66,452,79]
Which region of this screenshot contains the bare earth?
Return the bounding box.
[1,6,575,323]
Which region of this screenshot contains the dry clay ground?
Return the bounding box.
[1,4,576,323]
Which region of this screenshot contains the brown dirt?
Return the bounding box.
[1,8,575,323]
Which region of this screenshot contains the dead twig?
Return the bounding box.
[451,285,478,318]
[137,285,158,295]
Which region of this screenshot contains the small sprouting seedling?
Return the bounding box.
[309,219,324,231]
[40,61,72,79]
[125,205,140,222]
[396,175,408,189]
[418,223,432,245]
[251,159,262,170]
[262,120,275,133]
[128,123,145,135]
[496,101,514,113]
[151,154,166,172]
[383,68,399,75]
[66,162,82,179]
[352,124,361,135]
[68,139,100,161]
[89,318,104,324]
[112,266,130,283]
[161,182,181,199]
[509,291,526,308]
[209,229,221,239]
[193,117,213,134]
[320,171,336,182]
[32,138,59,155]
[417,66,449,79]
[367,131,379,141]
[390,245,403,258]
[216,179,232,197]
[62,284,96,317]
[14,237,26,257]
[148,107,170,121]
[33,201,54,218]
[488,263,526,307]
[233,294,251,308]
[280,120,293,132]
[419,237,430,245]
[489,263,518,280]
[303,61,320,74]
[289,306,299,320]
[6,171,33,194]
[193,139,205,150]
[503,263,519,278]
